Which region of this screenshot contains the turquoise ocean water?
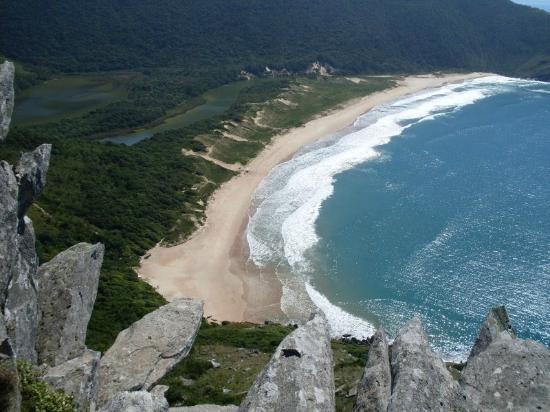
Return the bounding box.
[247,76,550,358]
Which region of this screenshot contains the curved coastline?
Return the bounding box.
[137,72,490,324]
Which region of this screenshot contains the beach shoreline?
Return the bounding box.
[137,72,489,323]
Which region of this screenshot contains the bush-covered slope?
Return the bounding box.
[1,0,549,77]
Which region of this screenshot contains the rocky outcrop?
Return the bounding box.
[98,298,203,404]
[0,68,107,411]
[0,60,15,142]
[388,317,460,412]
[0,314,20,412]
[42,348,101,411]
[353,329,391,412]
[4,218,39,362]
[354,307,550,412]
[468,305,515,358]
[461,306,550,411]
[36,242,104,366]
[0,160,19,306]
[240,312,335,412]
[99,390,169,412]
[1,144,51,362]
[15,143,51,223]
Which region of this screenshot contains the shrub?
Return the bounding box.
[18,361,74,412]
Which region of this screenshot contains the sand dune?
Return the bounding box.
[137,73,489,322]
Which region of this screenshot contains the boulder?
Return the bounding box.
[461,307,550,411]
[388,317,460,412]
[98,298,203,404]
[0,160,18,306]
[42,348,101,412]
[4,217,39,362]
[353,328,391,412]
[99,391,169,412]
[468,305,515,359]
[0,60,15,142]
[240,312,335,412]
[36,242,104,366]
[0,313,20,412]
[0,144,51,362]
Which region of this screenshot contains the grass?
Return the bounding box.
[160,321,296,406]
[204,76,395,167]
[159,321,370,410]
[332,339,370,411]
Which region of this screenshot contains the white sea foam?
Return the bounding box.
[305,283,376,339]
[246,75,532,334]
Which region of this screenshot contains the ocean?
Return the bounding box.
[246,76,550,359]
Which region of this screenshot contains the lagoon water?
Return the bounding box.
[247,76,550,358]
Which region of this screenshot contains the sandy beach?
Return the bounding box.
[137,73,488,323]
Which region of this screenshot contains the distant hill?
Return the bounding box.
[1,0,550,78]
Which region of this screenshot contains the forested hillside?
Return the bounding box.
[1,0,550,78]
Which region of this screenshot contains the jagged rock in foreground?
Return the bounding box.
[36,242,104,366]
[240,312,335,412]
[169,405,238,411]
[0,160,19,305]
[0,314,20,412]
[468,305,515,358]
[99,390,169,412]
[353,328,391,412]
[354,307,550,412]
[42,348,101,411]
[4,218,39,362]
[461,306,550,411]
[98,298,203,405]
[389,317,460,412]
[1,144,51,362]
[0,60,14,142]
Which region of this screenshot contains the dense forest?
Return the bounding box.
[1,0,550,79]
[1,0,550,353]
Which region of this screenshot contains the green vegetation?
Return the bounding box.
[332,340,370,411]
[2,0,550,79]
[0,74,392,353]
[160,321,295,406]
[13,73,129,125]
[159,320,369,410]
[18,361,74,412]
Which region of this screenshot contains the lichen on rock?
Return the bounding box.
[240,312,335,412]
[98,298,203,405]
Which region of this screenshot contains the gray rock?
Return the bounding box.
[353,328,391,412]
[150,385,170,398]
[0,160,18,306]
[4,217,39,362]
[15,143,52,222]
[99,391,169,412]
[0,60,15,142]
[170,406,238,412]
[98,298,203,404]
[0,144,51,362]
[468,305,515,359]
[461,307,550,412]
[388,317,460,412]
[0,313,21,412]
[240,312,335,412]
[42,348,101,412]
[36,242,104,366]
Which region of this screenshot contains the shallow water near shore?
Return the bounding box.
[247,76,550,358]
